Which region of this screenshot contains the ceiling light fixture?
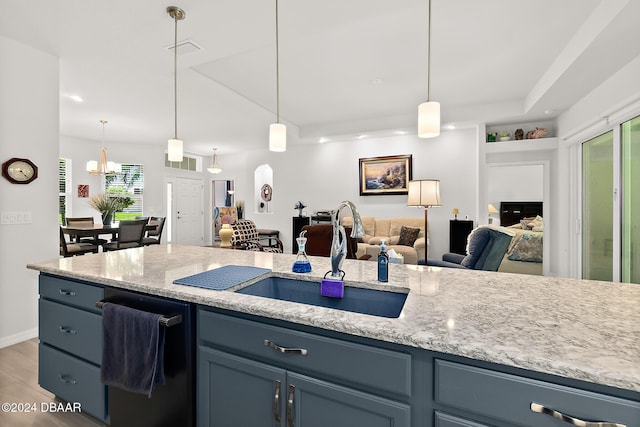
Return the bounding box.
[167,6,186,162]
[418,0,440,138]
[207,148,222,174]
[86,120,121,175]
[269,0,286,152]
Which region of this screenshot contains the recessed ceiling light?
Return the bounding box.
[394,130,408,135]
[544,109,556,115]
[66,94,83,103]
[445,124,456,130]
[371,78,383,85]
[357,134,367,139]
[319,137,328,144]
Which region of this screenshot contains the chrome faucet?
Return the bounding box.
[330,201,365,279]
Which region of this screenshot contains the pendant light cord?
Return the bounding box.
[275,0,280,123]
[427,0,432,102]
[173,14,179,139]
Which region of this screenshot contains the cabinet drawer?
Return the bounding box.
[435,359,640,427]
[39,275,103,312]
[198,308,412,397]
[39,299,102,364]
[435,411,489,427]
[38,343,108,422]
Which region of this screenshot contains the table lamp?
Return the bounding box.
[488,204,498,224]
[452,208,459,220]
[407,180,441,260]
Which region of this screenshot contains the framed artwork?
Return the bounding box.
[359,154,412,196]
[77,184,89,198]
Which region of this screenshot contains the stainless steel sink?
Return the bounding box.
[235,276,407,318]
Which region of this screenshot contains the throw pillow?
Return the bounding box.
[397,226,420,246]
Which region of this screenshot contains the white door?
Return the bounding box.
[172,177,204,246]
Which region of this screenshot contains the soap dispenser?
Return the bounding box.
[378,239,389,282]
[292,230,312,273]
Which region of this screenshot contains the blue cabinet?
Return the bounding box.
[37,274,108,423]
[197,308,411,427]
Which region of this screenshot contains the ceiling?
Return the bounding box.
[2,0,640,155]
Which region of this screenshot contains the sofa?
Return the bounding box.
[342,216,426,264]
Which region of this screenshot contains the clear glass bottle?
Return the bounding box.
[292,230,312,273]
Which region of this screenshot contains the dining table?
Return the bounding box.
[62,223,157,246]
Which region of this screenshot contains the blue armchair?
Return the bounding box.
[420,226,513,271]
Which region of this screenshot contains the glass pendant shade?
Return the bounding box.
[418,101,440,138]
[167,138,183,162]
[269,123,287,152]
[207,148,222,174]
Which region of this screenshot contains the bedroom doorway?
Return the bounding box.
[486,161,550,276]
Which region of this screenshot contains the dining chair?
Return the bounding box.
[59,227,99,257]
[65,216,108,245]
[142,216,166,245]
[102,219,147,251]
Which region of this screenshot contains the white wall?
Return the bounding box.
[218,129,478,257]
[0,36,59,347]
[487,164,544,226]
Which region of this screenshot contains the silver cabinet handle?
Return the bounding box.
[58,289,76,296]
[59,326,77,335]
[287,384,295,427]
[273,380,281,423]
[264,339,308,356]
[58,374,77,385]
[531,403,626,427]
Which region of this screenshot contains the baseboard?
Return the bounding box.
[0,328,38,349]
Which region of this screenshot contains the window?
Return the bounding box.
[164,154,200,171]
[59,158,72,224]
[105,164,144,221]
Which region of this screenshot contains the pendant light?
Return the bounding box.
[207,148,222,174]
[167,6,185,162]
[418,0,440,138]
[86,120,121,175]
[269,0,286,152]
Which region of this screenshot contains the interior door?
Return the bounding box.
[174,177,203,246]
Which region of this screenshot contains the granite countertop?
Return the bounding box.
[28,245,640,393]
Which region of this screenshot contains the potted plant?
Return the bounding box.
[88,193,119,225]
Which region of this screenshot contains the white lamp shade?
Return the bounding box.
[86,160,98,172]
[488,204,499,214]
[168,138,183,162]
[269,123,286,152]
[418,101,440,138]
[407,179,441,207]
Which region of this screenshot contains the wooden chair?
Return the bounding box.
[102,219,147,251]
[142,216,166,246]
[59,227,98,257]
[230,219,283,253]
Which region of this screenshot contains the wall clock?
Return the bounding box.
[261,184,273,202]
[2,157,38,184]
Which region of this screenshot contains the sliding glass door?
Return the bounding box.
[582,114,640,284]
[622,116,640,283]
[582,132,614,281]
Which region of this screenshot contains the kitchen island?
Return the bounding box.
[29,245,640,426]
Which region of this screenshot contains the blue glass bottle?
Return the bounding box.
[292,231,312,273]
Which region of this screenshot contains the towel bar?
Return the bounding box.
[95,300,182,327]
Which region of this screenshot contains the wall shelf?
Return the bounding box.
[485,137,558,154]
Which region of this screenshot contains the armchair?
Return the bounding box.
[421,226,514,271]
[230,219,283,253]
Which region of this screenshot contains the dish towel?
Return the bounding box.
[100,302,166,398]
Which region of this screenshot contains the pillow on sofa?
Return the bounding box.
[397,226,420,246]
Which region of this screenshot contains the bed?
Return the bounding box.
[497,201,543,276]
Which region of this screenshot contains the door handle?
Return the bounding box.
[273,380,281,423]
[58,289,76,296]
[530,402,626,427]
[286,384,295,427]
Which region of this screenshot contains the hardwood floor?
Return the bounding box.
[0,339,105,427]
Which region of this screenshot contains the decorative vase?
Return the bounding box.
[219,224,233,248]
[102,212,113,226]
